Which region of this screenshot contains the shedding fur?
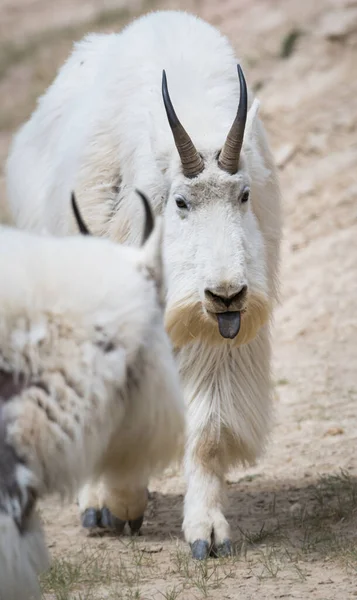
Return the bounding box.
[6,9,281,555]
[0,219,184,598]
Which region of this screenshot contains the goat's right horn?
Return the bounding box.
[71,192,92,235]
[162,70,204,179]
[135,189,155,245]
[218,64,248,175]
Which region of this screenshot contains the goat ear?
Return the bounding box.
[244,98,260,146]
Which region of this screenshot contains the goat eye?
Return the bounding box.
[175,195,189,210]
[241,189,250,204]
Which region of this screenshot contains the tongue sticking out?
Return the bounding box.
[217,312,241,339]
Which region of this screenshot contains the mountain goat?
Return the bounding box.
[0,193,184,599]
[6,9,282,559]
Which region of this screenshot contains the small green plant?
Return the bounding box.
[279,28,303,59]
[159,586,182,600]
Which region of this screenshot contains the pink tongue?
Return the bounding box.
[217,312,241,339]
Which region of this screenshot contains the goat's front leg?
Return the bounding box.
[79,470,149,536]
[101,467,149,535]
[183,418,231,560]
[179,332,272,560]
[80,328,185,537]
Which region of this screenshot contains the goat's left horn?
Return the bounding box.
[135,189,155,245]
[162,70,204,179]
[218,64,248,175]
[71,192,92,235]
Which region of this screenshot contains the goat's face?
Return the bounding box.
[163,154,270,348]
[161,66,270,348]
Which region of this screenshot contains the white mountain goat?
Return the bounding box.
[0,193,184,600]
[6,10,282,559]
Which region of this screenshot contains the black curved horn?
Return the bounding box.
[71,192,91,235]
[135,189,154,245]
[162,70,204,179]
[218,64,248,175]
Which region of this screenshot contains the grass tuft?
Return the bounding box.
[279,28,303,59]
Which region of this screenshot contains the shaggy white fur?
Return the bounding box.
[6,9,282,557]
[0,211,184,598]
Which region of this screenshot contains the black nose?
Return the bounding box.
[204,285,248,308]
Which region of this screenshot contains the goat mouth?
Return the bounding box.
[216,311,241,339]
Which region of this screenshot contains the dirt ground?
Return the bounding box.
[0,0,356,598]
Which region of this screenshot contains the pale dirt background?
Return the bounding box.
[0,0,356,598]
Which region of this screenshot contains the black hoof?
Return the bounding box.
[129,515,144,535]
[100,507,126,533]
[191,539,210,560]
[81,508,100,529]
[213,539,233,558]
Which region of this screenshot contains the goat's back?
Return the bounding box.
[6,10,243,234]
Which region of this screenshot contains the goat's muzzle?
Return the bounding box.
[204,284,247,339]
